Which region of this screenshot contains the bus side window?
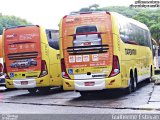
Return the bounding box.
[145,31,152,48]
[119,22,128,42]
[46,30,60,50]
[49,31,52,39]
[48,39,59,50]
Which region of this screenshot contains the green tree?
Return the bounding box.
[133,10,160,41]
[102,6,142,18]
[80,8,90,12]
[79,5,160,42]
[150,23,160,41]
[0,15,31,35]
[89,4,99,10]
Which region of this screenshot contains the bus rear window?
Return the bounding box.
[76,26,97,34]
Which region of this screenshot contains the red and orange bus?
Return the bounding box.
[60,11,154,96]
[3,25,62,94]
[0,35,5,87]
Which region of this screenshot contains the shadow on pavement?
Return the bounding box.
[72,80,152,101]
[7,87,69,100]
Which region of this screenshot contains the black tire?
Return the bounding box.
[133,71,137,92]
[27,88,39,94]
[146,67,152,83]
[59,86,64,91]
[146,77,152,83]
[38,87,50,94]
[6,88,15,91]
[125,79,132,94]
[79,91,93,97]
[125,72,136,94]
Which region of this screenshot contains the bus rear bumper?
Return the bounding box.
[74,79,105,91]
[0,75,5,86]
[5,75,51,89]
[13,79,36,88]
[63,74,123,91]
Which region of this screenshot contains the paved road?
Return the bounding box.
[0,81,160,115]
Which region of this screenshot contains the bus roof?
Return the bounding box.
[65,11,149,31]
[111,12,149,31]
[69,11,108,15]
[5,25,39,31]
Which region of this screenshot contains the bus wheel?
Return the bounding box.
[125,72,136,94]
[38,87,50,93]
[79,91,92,97]
[146,67,152,83]
[27,88,39,94]
[125,79,132,94]
[59,86,64,91]
[133,72,137,92]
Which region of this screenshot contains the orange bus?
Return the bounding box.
[59,11,153,96]
[3,25,62,94]
[0,35,5,87]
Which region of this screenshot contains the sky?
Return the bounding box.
[0,0,134,29]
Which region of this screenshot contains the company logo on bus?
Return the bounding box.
[125,48,136,55]
[6,34,17,39]
[19,33,39,40]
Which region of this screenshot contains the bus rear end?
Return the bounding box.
[3,25,46,89]
[0,35,5,87]
[60,12,121,92]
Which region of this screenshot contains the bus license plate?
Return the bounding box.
[84,82,95,86]
[83,42,91,46]
[21,81,28,85]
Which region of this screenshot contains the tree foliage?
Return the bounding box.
[0,14,31,35]
[133,10,160,41]
[79,5,160,43]
[89,4,99,10]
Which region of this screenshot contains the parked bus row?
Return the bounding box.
[1,11,155,96]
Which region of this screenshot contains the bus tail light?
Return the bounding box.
[109,55,120,77]
[0,63,3,73]
[98,34,101,39]
[3,63,10,79]
[39,60,48,78]
[73,35,76,40]
[61,58,70,79]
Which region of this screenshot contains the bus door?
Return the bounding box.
[46,29,62,86]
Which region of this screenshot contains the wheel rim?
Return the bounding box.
[131,75,136,92]
[129,81,132,93]
[127,80,132,94]
[133,79,137,91]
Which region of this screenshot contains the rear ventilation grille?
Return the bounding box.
[67,44,109,55]
[7,51,38,60]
